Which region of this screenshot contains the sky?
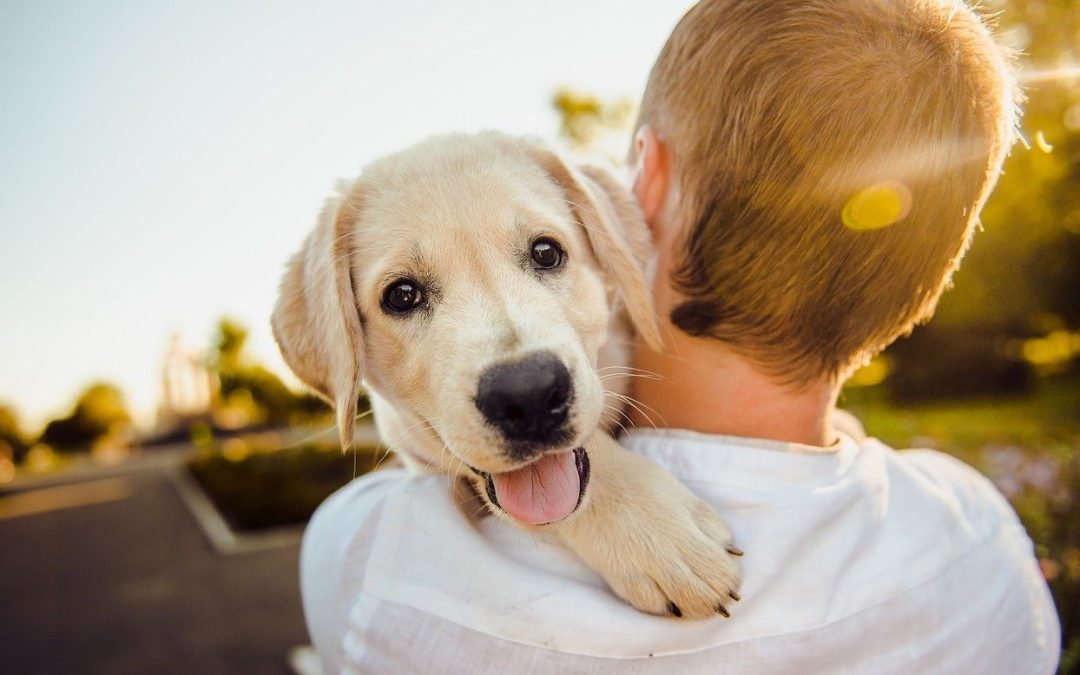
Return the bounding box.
[0,0,695,430]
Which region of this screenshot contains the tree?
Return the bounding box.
[209,317,334,428]
[0,404,27,464]
[38,383,131,452]
[552,87,636,159]
[931,0,1080,332]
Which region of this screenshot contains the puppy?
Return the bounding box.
[273,132,741,618]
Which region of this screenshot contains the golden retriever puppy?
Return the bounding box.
[272,132,741,618]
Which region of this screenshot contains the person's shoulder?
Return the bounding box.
[301,467,466,673]
[303,466,461,563]
[301,466,418,590]
[884,444,1022,531]
[306,467,411,541]
[877,444,1060,673]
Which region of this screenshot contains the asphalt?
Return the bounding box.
[0,464,310,675]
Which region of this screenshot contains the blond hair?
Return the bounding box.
[638,0,1019,382]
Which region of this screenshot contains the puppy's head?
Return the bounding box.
[272,133,659,523]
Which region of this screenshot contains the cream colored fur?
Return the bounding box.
[272,132,741,618]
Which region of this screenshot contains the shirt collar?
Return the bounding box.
[620,427,863,492]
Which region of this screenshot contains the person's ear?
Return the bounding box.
[630,125,672,240]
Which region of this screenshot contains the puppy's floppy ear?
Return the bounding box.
[530,147,663,350]
[271,184,365,451]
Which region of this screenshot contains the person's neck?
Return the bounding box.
[627,330,840,447]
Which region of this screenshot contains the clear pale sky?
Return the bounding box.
[0,0,694,430]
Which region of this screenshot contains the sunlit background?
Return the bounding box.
[1,0,1078,673]
[0,0,685,430]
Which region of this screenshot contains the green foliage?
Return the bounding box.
[931,0,1080,332]
[213,317,248,372]
[38,383,131,452]
[842,376,1080,463]
[885,324,1036,402]
[0,404,27,463]
[209,317,339,427]
[552,87,636,156]
[186,442,382,531]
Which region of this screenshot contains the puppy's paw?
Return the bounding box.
[552,435,743,620]
[603,498,742,619]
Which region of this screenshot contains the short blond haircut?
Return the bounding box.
[638,0,1019,382]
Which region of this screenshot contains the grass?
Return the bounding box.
[842,375,1080,465]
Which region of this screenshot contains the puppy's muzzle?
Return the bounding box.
[474,350,573,450]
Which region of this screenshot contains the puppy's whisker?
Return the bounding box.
[597,365,664,378]
[602,403,632,438]
[443,450,474,503]
[371,442,398,472]
[274,407,375,453]
[608,391,666,430]
[469,500,493,519]
[391,418,442,459]
[277,423,337,450]
[610,390,662,418]
[602,400,633,426]
[599,372,662,382]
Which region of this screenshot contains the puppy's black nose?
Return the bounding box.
[475,351,572,444]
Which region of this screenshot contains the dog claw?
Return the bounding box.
[666,601,682,618]
[716,604,730,618]
[726,545,744,557]
[729,590,741,602]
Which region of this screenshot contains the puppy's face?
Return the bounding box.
[352,139,611,473]
[273,133,659,525]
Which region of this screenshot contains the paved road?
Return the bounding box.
[1,464,310,674]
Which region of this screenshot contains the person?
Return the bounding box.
[300,0,1061,672]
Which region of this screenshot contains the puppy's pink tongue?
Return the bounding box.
[491,451,579,525]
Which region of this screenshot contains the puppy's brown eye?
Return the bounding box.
[382,280,424,314]
[530,238,564,270]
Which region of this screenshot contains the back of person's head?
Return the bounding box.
[637,0,1019,384]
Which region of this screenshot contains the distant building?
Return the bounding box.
[156,334,215,433]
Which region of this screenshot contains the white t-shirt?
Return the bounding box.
[301,428,1060,675]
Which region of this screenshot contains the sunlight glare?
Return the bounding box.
[842,180,912,231]
[1035,131,1054,153]
[1017,65,1080,84]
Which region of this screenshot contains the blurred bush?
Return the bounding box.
[885,324,1035,402]
[0,404,28,464]
[209,318,344,430]
[186,439,382,531]
[37,383,132,452]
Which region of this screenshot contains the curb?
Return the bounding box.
[169,467,305,555]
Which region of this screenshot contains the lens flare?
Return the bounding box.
[1017,65,1080,84]
[842,180,912,231]
[1035,131,1054,153]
